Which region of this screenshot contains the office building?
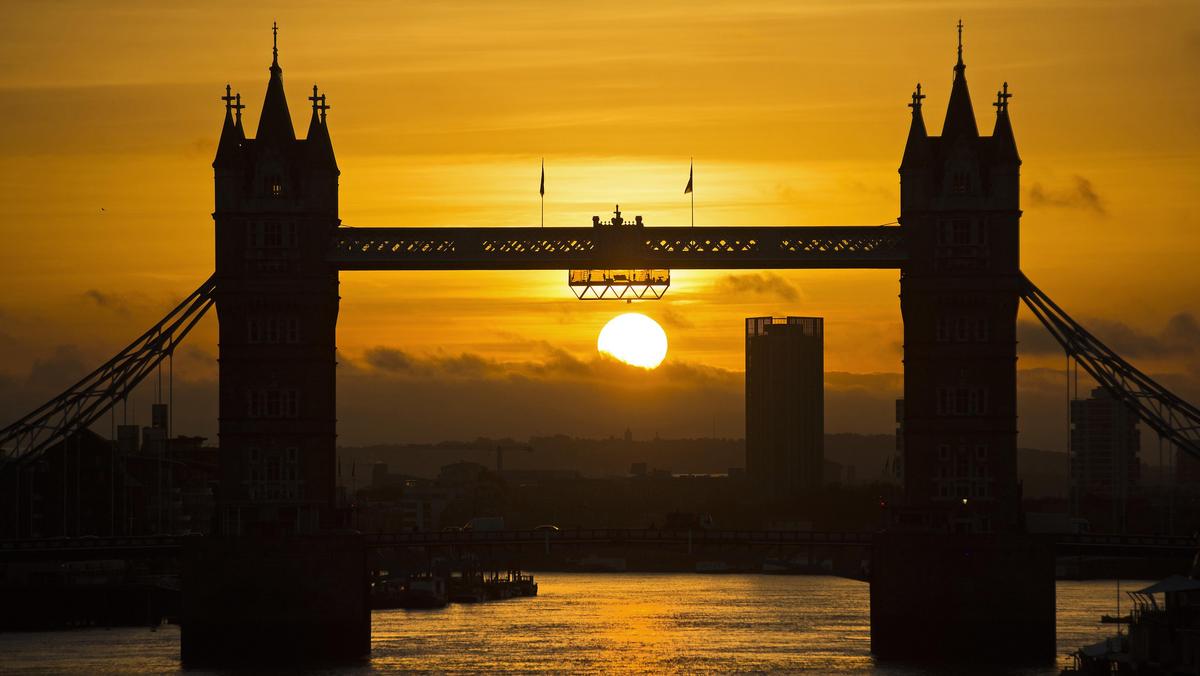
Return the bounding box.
[745,316,824,497]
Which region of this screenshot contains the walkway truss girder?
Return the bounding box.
[1021,274,1200,463]
[0,276,216,466]
[327,225,908,271]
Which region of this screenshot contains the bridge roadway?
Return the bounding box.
[328,225,906,270]
[1,530,1194,561]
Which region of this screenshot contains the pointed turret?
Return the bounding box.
[900,83,930,171]
[306,84,338,170]
[256,22,296,145]
[991,82,1020,164]
[941,20,978,140]
[233,92,246,140]
[214,84,241,168]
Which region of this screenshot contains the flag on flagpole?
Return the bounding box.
[539,159,545,197]
[684,160,693,194]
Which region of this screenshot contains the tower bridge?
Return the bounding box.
[2,23,1199,666]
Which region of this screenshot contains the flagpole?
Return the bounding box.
[540,158,545,228]
[691,157,694,227]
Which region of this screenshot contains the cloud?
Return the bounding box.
[3,342,1195,456]
[360,342,734,387]
[23,345,88,390]
[364,347,416,373]
[713,272,800,302]
[1019,313,1200,360]
[655,305,696,330]
[1028,175,1106,215]
[83,289,130,315]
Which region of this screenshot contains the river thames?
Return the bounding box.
[0,574,1132,674]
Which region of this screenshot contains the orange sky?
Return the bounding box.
[1,1,1198,448]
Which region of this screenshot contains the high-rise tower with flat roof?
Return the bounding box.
[745,316,824,497]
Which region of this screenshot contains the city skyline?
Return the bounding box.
[2,2,1198,449]
[2,5,1198,669]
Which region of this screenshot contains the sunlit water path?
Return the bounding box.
[0,575,1134,674]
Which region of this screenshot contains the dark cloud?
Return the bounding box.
[655,305,696,330]
[178,344,217,368]
[364,346,416,372]
[1028,175,1106,215]
[843,178,893,202]
[23,345,88,390]
[1019,313,1200,359]
[1017,320,1066,356]
[713,272,800,302]
[83,289,130,315]
[4,342,1196,457]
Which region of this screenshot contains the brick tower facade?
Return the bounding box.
[211,31,340,534]
[898,29,1023,533]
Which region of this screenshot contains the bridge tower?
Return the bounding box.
[898,28,1022,533]
[873,30,1052,664]
[212,29,340,534]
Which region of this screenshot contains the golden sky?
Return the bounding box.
[1,1,1198,447]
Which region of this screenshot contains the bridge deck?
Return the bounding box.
[329,225,906,271]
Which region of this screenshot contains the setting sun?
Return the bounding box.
[597,313,668,369]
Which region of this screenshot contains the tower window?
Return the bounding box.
[936,317,951,342]
[247,388,300,418]
[974,318,989,342]
[936,386,989,416]
[955,317,970,341]
[248,314,299,343]
[266,175,283,197]
[951,171,970,194]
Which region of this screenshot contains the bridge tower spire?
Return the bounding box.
[212,32,341,536]
[256,21,295,145]
[897,27,1022,534]
[942,19,978,141]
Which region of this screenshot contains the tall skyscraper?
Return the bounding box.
[1071,387,1141,529]
[745,316,824,497]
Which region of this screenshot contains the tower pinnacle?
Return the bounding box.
[900,82,929,171]
[256,22,296,143]
[956,19,964,71]
[309,84,330,123]
[942,18,978,139]
[221,83,236,118]
[993,81,1012,114]
[908,83,925,111]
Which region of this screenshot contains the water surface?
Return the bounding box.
[0,575,1136,674]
